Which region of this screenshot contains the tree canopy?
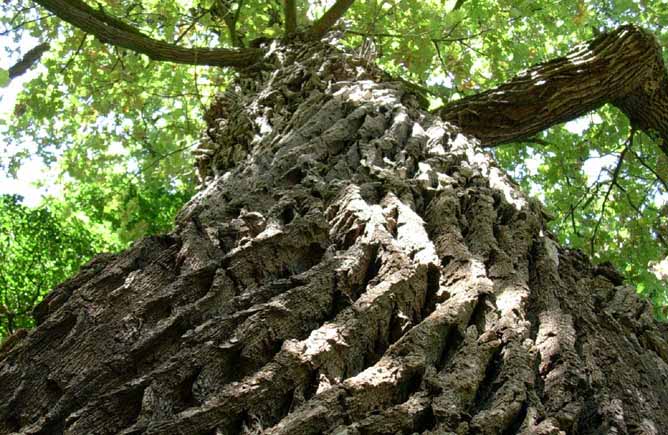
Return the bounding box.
[1,0,667,339]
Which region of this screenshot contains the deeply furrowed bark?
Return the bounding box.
[1,28,668,435]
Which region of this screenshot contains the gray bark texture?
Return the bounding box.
[2,32,668,435]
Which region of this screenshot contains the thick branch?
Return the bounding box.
[308,0,355,39]
[34,0,262,67]
[8,42,50,79]
[440,25,668,151]
[284,0,297,35]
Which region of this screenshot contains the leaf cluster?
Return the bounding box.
[0,194,111,339]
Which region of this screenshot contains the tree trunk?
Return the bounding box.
[2,32,668,435]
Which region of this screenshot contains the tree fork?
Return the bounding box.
[440,25,668,153]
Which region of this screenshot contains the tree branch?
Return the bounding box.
[308,0,355,39]
[8,42,50,79]
[33,0,262,67]
[284,0,297,35]
[439,25,668,158]
[452,0,467,11]
[630,148,668,193]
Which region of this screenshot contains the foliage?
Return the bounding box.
[55,158,195,245]
[1,0,667,318]
[0,194,114,339]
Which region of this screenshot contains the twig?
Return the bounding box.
[211,0,245,47]
[143,141,199,173]
[0,14,55,36]
[174,10,209,45]
[562,174,582,237]
[561,169,603,230]
[432,39,447,71]
[590,127,635,255]
[345,28,488,43]
[630,148,668,193]
[114,46,127,71]
[458,39,485,57]
[60,33,87,74]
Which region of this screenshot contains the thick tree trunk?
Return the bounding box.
[2,30,668,435]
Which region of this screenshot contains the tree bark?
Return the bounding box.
[2,29,668,435]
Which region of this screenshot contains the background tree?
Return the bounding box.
[1,1,668,434]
